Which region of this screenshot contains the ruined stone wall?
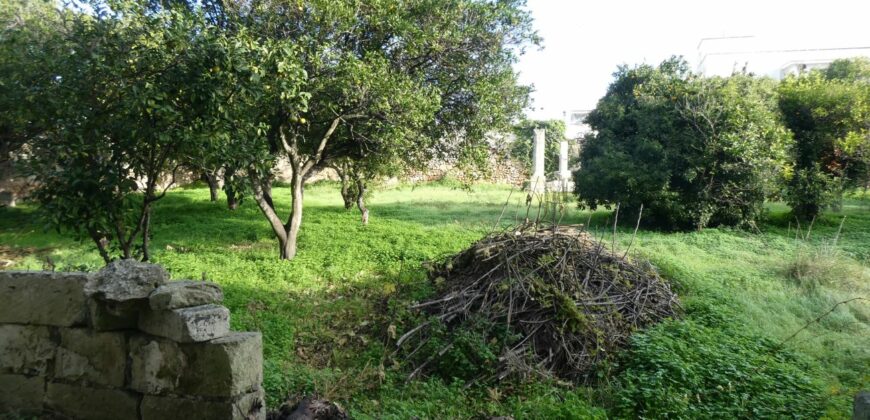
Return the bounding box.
[0,261,264,420]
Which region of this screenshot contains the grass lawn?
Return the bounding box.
[1,182,868,418]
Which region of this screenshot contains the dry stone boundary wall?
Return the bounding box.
[0,260,265,420]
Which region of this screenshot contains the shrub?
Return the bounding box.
[574,58,790,230]
[612,319,826,419]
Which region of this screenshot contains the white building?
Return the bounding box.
[563,109,593,140]
[696,35,870,79]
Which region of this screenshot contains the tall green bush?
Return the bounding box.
[778,68,870,220]
[574,58,790,230]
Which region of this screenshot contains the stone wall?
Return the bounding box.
[0,261,264,420]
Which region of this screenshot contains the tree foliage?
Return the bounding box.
[778,66,870,219]
[574,58,790,230]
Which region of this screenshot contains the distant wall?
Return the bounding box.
[0,261,265,420]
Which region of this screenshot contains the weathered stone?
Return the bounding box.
[130,335,187,394]
[45,382,139,420]
[87,297,141,330]
[0,271,88,326]
[0,325,54,375]
[0,374,45,414]
[178,332,263,397]
[88,259,169,302]
[141,390,266,420]
[139,304,230,343]
[55,328,126,387]
[149,280,224,310]
[856,391,870,420]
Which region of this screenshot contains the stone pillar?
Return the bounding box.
[559,140,570,181]
[529,128,546,192]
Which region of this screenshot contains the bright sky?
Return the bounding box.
[516,0,870,120]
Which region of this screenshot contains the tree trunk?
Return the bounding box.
[223,167,240,210]
[282,174,305,259]
[356,178,369,225]
[202,172,219,202]
[141,207,152,261]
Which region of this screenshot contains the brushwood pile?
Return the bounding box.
[397,224,679,383]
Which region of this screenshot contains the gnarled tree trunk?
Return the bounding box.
[356,178,368,225]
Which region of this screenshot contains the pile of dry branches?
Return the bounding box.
[397,224,679,384]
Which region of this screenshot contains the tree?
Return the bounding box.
[16,1,214,262]
[575,58,790,230]
[199,0,536,259]
[824,57,870,82]
[511,119,566,175]
[778,70,870,219]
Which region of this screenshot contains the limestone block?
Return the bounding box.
[130,335,187,394]
[0,271,88,326]
[856,391,870,420]
[0,374,45,413]
[87,297,141,331]
[45,382,139,420]
[149,280,223,310]
[139,304,230,343]
[54,328,126,387]
[88,259,168,302]
[178,332,263,397]
[0,325,54,375]
[141,390,266,420]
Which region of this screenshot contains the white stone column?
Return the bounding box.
[559,140,570,181]
[529,128,546,192]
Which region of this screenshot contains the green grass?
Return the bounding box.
[1,182,868,418]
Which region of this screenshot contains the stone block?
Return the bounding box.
[0,271,88,326]
[179,332,263,397]
[0,325,54,375]
[87,297,141,331]
[139,304,230,343]
[141,390,266,420]
[55,328,126,387]
[45,382,139,420]
[856,391,870,420]
[0,374,45,413]
[130,335,187,394]
[88,259,168,302]
[149,280,223,310]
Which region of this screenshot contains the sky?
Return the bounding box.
[515,0,870,120]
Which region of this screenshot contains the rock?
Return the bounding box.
[130,335,187,394]
[267,396,348,420]
[856,391,870,420]
[179,332,263,397]
[88,259,169,302]
[0,191,14,207]
[55,328,127,387]
[45,382,139,420]
[139,304,230,343]
[0,325,54,375]
[0,271,89,326]
[0,374,44,414]
[141,390,265,420]
[149,280,224,310]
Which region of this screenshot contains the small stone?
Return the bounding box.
[856,391,870,420]
[45,382,139,420]
[88,259,169,302]
[0,325,54,375]
[139,304,230,343]
[149,280,224,310]
[141,390,265,420]
[55,328,127,387]
[130,335,187,394]
[178,332,263,397]
[0,271,88,326]
[0,374,45,414]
